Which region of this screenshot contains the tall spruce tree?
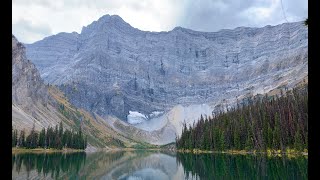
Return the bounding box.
[19,129,26,147]
[38,128,46,148]
[12,128,18,147]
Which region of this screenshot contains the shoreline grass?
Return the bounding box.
[12,147,308,158]
[12,147,84,154]
[176,148,308,157]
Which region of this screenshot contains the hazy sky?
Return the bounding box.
[12,0,308,43]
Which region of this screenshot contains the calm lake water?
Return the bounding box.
[12,150,307,180]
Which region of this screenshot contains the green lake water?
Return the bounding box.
[12,150,307,179]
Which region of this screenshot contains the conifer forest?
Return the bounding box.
[12,122,87,150]
[176,85,308,152]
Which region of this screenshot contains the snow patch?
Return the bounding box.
[149,111,164,118]
[127,111,147,124]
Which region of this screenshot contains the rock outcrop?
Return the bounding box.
[12,35,53,108]
[12,35,61,131]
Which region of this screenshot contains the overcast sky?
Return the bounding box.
[12,0,308,44]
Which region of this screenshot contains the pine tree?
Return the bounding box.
[273,112,281,149]
[245,136,253,151]
[59,121,63,139]
[267,123,273,149]
[54,124,62,149]
[233,128,241,150]
[294,126,303,151]
[26,122,38,148]
[12,128,18,147]
[25,133,31,148]
[220,131,225,151]
[46,127,53,148]
[38,128,46,148]
[33,132,39,148]
[304,18,308,26]
[19,130,26,147]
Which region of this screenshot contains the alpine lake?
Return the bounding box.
[12,150,307,179]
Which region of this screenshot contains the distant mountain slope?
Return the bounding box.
[26,15,307,121]
[12,35,147,149]
[25,15,308,145]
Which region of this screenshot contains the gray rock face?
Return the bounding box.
[12,35,53,109]
[12,35,62,131]
[13,35,143,147]
[25,15,308,122]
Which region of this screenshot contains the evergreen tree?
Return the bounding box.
[54,124,62,149]
[273,113,281,149]
[304,18,308,26]
[220,131,225,151]
[233,128,241,150]
[38,128,46,148]
[13,122,87,150]
[267,123,273,149]
[46,127,53,148]
[18,130,26,147]
[294,126,303,151]
[12,128,18,147]
[26,122,39,148]
[59,121,63,139]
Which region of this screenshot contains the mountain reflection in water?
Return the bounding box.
[12,150,307,179]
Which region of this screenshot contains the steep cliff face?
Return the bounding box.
[12,35,147,148]
[12,35,60,131]
[25,15,308,144]
[27,15,308,120]
[12,35,52,107]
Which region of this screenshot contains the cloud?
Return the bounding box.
[13,0,183,43]
[12,0,307,43]
[177,0,308,31]
[12,19,52,43]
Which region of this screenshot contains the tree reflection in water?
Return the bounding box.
[176,153,307,180]
[12,151,307,179]
[12,152,86,179]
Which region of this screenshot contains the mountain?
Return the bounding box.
[12,34,59,131]
[12,34,150,149]
[25,15,308,145]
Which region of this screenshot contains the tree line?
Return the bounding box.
[12,122,87,150]
[176,85,308,152]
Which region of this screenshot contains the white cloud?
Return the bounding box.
[12,0,183,43]
[12,18,52,43]
[177,0,307,32]
[12,0,307,43]
[240,0,280,25]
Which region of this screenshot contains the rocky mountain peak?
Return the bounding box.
[25,15,308,131]
[81,14,134,37]
[95,14,129,27]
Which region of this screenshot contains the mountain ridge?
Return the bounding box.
[25,15,308,145]
[26,14,305,44]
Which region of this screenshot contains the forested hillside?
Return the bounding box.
[176,85,308,152]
